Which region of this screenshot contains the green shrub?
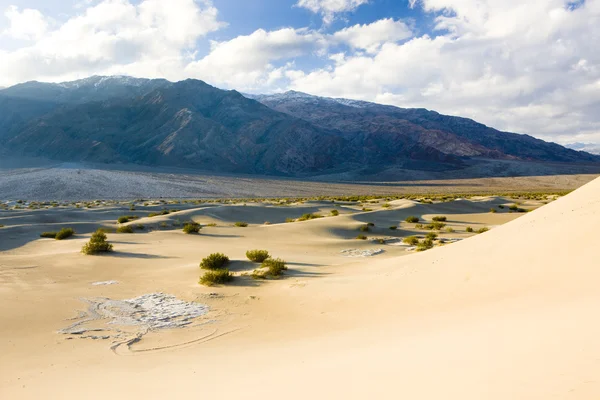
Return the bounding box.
[183,223,201,234]
[297,213,323,221]
[356,234,367,240]
[425,222,446,230]
[199,269,233,286]
[490,208,497,213]
[200,253,230,270]
[117,216,131,224]
[466,226,474,233]
[246,250,270,263]
[426,232,438,240]
[362,208,373,212]
[81,230,113,255]
[376,238,386,244]
[445,227,454,233]
[330,209,340,216]
[253,258,288,279]
[416,238,435,252]
[389,226,397,230]
[498,205,505,209]
[403,236,419,245]
[405,216,420,223]
[40,231,58,239]
[116,226,134,234]
[367,222,375,227]
[477,227,490,234]
[432,216,447,222]
[285,218,295,223]
[234,222,249,227]
[382,203,391,208]
[55,228,75,240]
[359,225,370,232]
[134,224,145,230]
[206,223,218,227]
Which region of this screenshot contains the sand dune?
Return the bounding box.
[0,181,598,399]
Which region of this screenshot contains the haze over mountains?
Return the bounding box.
[0,76,598,178]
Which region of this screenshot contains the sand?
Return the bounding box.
[0,183,599,399]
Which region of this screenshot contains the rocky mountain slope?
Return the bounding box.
[0,77,598,177]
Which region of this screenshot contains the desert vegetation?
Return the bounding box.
[81,230,113,255]
[297,213,323,221]
[405,216,420,223]
[40,228,75,240]
[246,249,270,263]
[199,269,234,286]
[252,258,288,279]
[116,226,134,234]
[356,234,368,240]
[183,222,201,234]
[234,222,249,227]
[403,236,419,246]
[432,216,447,222]
[200,253,230,270]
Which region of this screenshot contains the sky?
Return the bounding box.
[0,0,599,147]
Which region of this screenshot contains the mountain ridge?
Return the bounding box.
[1,76,598,178]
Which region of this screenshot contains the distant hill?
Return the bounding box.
[0,76,598,177]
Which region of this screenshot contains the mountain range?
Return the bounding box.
[0,76,598,177]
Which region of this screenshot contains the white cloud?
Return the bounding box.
[0,0,224,85]
[332,18,412,53]
[286,0,600,144]
[185,28,325,92]
[2,6,49,40]
[296,0,369,24]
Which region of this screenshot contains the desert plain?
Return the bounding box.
[1,175,599,399]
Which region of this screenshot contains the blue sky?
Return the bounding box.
[0,0,599,148]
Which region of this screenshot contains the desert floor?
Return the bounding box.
[0,183,599,399]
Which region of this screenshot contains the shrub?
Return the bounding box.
[403,236,419,246]
[432,216,447,222]
[356,234,367,240]
[376,238,386,244]
[498,205,505,209]
[425,222,446,230]
[415,223,423,229]
[477,227,490,234]
[417,238,435,252]
[297,213,323,221]
[200,253,229,270]
[405,216,420,223]
[246,250,270,263]
[40,231,58,239]
[382,203,391,208]
[253,258,288,279]
[81,230,113,255]
[183,223,201,234]
[466,226,474,233]
[134,224,145,230]
[234,222,249,227]
[206,223,217,227]
[116,226,134,234]
[389,226,397,230]
[426,232,438,240]
[55,228,75,240]
[117,216,131,224]
[199,269,233,286]
[445,227,454,233]
[285,218,295,223]
[331,209,340,216]
[367,222,375,227]
[490,208,497,213]
[359,225,370,232]
[362,208,373,212]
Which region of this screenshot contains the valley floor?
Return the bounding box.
[0,184,599,399]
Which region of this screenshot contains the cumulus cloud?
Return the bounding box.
[0,0,225,85]
[296,0,369,24]
[332,18,412,53]
[2,6,49,40]
[286,0,600,144]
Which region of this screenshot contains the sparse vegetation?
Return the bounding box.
[183,223,201,234]
[253,258,288,279]
[445,227,454,233]
[81,230,113,255]
[330,210,339,216]
[200,253,230,270]
[117,215,137,224]
[199,269,233,286]
[40,228,75,240]
[389,226,397,230]
[356,234,368,240]
[376,238,386,244]
[432,216,447,222]
[466,226,474,233]
[405,216,420,223]
[297,213,323,221]
[40,231,58,238]
[425,232,438,240]
[416,238,435,252]
[490,208,497,213]
[246,250,270,263]
[403,236,419,245]
[424,222,446,230]
[116,226,134,234]
[477,227,490,234]
[359,225,370,232]
[234,222,249,227]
